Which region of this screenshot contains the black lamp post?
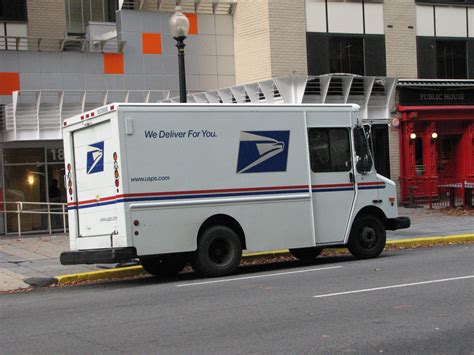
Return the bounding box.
[169,6,190,103]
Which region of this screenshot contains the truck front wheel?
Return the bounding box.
[140,253,188,278]
[193,225,242,277]
[348,215,386,259]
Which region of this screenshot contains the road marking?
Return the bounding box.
[177,266,342,287]
[313,275,474,299]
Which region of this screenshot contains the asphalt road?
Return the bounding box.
[1,244,473,354]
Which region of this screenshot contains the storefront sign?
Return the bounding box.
[399,87,474,106]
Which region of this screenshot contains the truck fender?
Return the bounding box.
[198,214,247,250]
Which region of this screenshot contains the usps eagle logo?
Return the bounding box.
[236,131,290,173]
[86,142,104,174]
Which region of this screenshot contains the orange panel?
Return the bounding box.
[0,72,20,95]
[103,53,124,74]
[185,13,198,35]
[142,33,162,55]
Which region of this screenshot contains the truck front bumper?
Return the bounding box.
[385,217,411,231]
[60,247,137,265]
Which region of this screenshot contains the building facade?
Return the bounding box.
[0,0,236,234]
[1,0,474,234]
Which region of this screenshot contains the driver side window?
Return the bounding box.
[353,126,373,174]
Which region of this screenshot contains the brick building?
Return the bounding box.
[0,0,473,234]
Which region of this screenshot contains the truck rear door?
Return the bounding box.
[71,120,118,237]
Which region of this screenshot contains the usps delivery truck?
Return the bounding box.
[60,103,410,277]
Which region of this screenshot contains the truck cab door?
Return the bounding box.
[308,127,355,244]
[352,125,384,211]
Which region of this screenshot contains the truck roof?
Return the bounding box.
[63,102,360,129]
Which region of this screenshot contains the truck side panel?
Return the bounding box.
[122,108,315,255]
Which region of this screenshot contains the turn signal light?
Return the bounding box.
[389,196,395,206]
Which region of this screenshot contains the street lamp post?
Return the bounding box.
[169,6,190,103]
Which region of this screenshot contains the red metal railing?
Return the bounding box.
[401,177,474,209]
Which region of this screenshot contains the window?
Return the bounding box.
[0,0,27,21]
[307,33,386,76]
[329,36,364,75]
[308,128,351,172]
[3,147,66,234]
[418,38,474,79]
[354,126,374,174]
[366,124,390,178]
[66,0,118,34]
[436,40,467,79]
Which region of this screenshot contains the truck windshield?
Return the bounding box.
[353,126,373,174]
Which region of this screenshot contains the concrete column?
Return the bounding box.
[27,0,67,38]
[233,0,272,84]
[234,0,307,84]
[384,0,418,78]
[267,0,307,78]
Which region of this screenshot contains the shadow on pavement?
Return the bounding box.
[37,252,397,293]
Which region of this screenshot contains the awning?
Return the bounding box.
[398,79,474,87]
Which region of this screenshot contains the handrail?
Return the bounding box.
[0,35,126,53]
[3,201,68,238]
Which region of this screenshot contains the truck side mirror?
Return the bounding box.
[356,154,372,174]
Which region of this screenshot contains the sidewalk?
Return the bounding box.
[1,207,472,292]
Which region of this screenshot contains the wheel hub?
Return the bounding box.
[209,238,231,265]
[360,226,377,248]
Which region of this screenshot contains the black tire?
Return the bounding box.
[140,253,188,278]
[289,247,322,261]
[348,215,386,259]
[193,225,242,277]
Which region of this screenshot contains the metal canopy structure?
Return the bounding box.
[2,90,170,142]
[1,75,396,142]
[120,0,237,14]
[161,75,397,122]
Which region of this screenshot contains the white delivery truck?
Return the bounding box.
[60,103,410,277]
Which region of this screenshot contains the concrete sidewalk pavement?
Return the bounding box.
[0,234,96,291]
[0,207,472,292]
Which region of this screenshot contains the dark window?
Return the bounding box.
[307,33,386,76]
[0,0,27,21]
[367,124,390,178]
[308,128,351,173]
[418,38,470,79]
[417,37,437,78]
[354,126,373,174]
[436,40,467,79]
[307,32,330,75]
[365,35,387,76]
[329,36,364,75]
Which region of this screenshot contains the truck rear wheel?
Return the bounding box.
[348,215,386,259]
[140,253,188,278]
[289,247,322,261]
[193,225,242,277]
